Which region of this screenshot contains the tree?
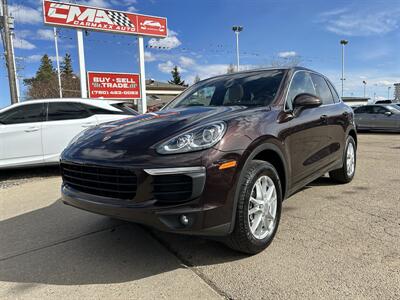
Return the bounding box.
[23,54,81,99]
[269,55,303,67]
[227,64,236,74]
[168,65,185,85]
[193,74,201,84]
[24,54,59,99]
[61,53,73,77]
[61,53,81,98]
[36,54,56,82]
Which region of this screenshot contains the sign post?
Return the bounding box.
[43,0,167,111]
[137,36,147,114]
[77,29,87,98]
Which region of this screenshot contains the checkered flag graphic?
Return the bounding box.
[107,11,135,28]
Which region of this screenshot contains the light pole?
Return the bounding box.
[362,80,367,98]
[388,86,391,100]
[340,39,348,98]
[232,26,243,72]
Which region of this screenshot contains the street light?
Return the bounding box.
[232,26,243,72]
[362,80,367,98]
[340,39,348,98]
[388,86,391,100]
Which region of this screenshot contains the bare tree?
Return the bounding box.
[226,64,236,74]
[269,55,303,67]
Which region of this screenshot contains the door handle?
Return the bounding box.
[25,127,39,132]
[320,115,328,121]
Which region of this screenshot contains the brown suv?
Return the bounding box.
[60,67,357,254]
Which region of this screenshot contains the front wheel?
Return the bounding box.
[329,136,356,183]
[226,160,282,254]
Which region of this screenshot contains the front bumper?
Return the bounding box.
[61,149,245,236]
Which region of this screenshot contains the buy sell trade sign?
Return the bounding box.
[87,72,141,99]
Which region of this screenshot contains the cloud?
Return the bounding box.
[319,7,400,36]
[158,61,186,73]
[148,29,181,50]
[13,38,36,50]
[126,6,138,12]
[144,51,156,62]
[37,29,54,41]
[9,5,42,24]
[179,56,196,67]
[277,51,297,58]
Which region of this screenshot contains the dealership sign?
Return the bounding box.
[43,0,167,37]
[87,72,141,99]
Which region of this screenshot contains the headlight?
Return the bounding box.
[156,122,227,154]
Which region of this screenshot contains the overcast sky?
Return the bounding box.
[1,0,399,108]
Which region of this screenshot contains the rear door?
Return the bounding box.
[0,103,45,167]
[353,106,369,128]
[42,102,97,163]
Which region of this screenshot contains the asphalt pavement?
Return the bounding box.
[0,133,399,299]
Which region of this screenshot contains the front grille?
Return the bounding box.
[61,162,137,199]
[153,174,193,203]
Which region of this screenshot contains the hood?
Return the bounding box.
[62,106,252,162]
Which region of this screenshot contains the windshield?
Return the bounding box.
[165,70,284,109]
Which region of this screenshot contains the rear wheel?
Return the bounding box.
[226,160,282,254]
[329,136,356,183]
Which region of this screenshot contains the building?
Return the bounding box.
[146,80,187,110]
[341,97,370,107]
[394,83,400,103]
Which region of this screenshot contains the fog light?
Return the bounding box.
[180,215,189,226]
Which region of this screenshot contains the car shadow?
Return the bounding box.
[0,165,60,183]
[0,199,242,287]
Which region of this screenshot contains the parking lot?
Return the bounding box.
[0,133,399,299]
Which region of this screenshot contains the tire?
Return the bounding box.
[329,136,356,183]
[226,160,282,254]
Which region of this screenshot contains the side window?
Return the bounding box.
[0,103,44,125]
[85,104,117,115]
[311,74,334,105]
[327,81,341,103]
[286,72,316,110]
[354,106,367,114]
[372,106,388,114]
[47,102,91,121]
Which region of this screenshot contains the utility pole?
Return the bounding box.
[1,0,19,104]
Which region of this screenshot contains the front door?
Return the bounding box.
[0,103,45,167]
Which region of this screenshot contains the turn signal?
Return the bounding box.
[218,160,237,170]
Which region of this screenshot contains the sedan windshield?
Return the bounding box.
[165,70,285,109]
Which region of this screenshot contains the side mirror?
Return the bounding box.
[384,111,392,116]
[293,93,322,109]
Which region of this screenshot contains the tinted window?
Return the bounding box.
[286,71,316,110]
[166,70,284,109]
[327,81,341,103]
[47,102,91,121]
[0,103,44,125]
[354,106,367,114]
[371,106,389,114]
[311,74,334,105]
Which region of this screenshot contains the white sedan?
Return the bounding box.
[0,98,137,169]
